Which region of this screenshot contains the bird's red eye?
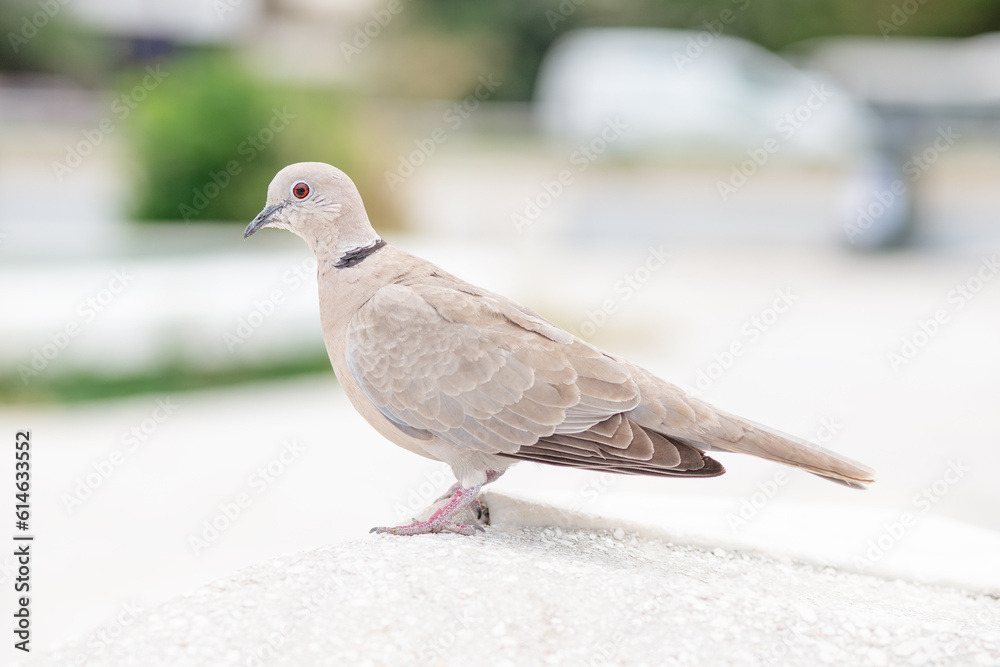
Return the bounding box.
[292,182,310,199]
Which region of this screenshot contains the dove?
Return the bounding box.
[244,162,876,536]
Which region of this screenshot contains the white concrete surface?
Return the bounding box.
[19,493,1000,667]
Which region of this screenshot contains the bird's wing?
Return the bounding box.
[345,281,722,477]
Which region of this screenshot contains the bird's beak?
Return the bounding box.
[244,202,285,239]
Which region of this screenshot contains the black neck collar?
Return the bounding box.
[334,239,387,269]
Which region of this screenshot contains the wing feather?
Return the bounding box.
[346,280,726,478]
[346,283,638,455]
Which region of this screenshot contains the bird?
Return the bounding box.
[244,162,876,536]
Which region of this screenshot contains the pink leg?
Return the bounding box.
[371,470,504,536]
[433,481,463,504]
[432,470,503,504]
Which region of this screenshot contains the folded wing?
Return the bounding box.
[345,281,723,477]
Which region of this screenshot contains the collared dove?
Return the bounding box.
[244,162,876,536]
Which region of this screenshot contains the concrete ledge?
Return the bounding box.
[28,492,1000,666]
[484,490,1000,594]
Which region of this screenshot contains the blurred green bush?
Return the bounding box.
[125,51,394,226]
[126,53,276,222]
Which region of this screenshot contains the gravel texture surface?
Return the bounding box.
[27,519,1000,667]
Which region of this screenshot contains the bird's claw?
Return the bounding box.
[368,473,499,536]
[369,521,484,536]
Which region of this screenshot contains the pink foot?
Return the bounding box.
[371,471,503,536]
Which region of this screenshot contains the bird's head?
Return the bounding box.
[244,162,379,257]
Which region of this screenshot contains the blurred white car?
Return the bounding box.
[534,28,877,161]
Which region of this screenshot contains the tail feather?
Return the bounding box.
[679,408,876,488]
[627,365,875,488]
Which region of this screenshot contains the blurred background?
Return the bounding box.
[2,0,999,655]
